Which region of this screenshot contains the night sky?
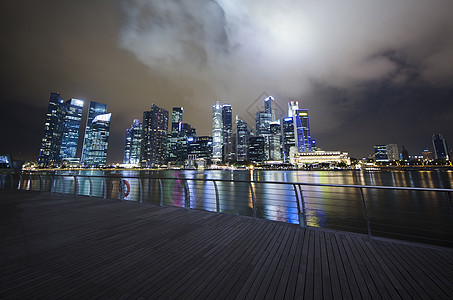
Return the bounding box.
[1,0,453,163]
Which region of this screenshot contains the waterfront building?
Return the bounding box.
[123,119,142,165]
[267,121,282,161]
[386,144,399,161]
[222,104,234,162]
[290,150,351,167]
[212,102,223,161]
[187,136,213,161]
[255,111,272,136]
[38,92,66,167]
[168,107,184,164]
[374,145,389,162]
[293,108,311,152]
[282,117,295,163]
[81,101,111,167]
[422,149,434,161]
[432,133,449,160]
[60,99,84,163]
[249,136,265,162]
[176,123,193,164]
[141,104,169,168]
[236,116,249,161]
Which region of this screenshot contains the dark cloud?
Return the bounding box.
[1,0,453,162]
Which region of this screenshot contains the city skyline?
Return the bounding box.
[1,1,453,162]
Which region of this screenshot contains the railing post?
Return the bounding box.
[103,177,107,199]
[213,181,220,213]
[18,174,23,190]
[138,178,142,203]
[39,175,43,192]
[74,176,78,196]
[249,182,256,218]
[88,177,92,197]
[158,178,163,206]
[62,176,65,194]
[50,175,54,193]
[183,179,191,209]
[360,187,372,237]
[119,178,124,201]
[298,185,307,228]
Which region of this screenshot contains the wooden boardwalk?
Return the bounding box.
[1,190,452,299]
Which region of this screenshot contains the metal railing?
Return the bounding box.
[2,172,453,247]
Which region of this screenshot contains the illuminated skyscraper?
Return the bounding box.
[222,104,234,162]
[269,121,282,161]
[38,92,65,167]
[60,99,84,162]
[294,108,311,152]
[212,101,223,161]
[81,101,111,167]
[282,117,295,162]
[168,107,184,164]
[123,119,142,165]
[141,104,169,167]
[249,136,265,162]
[264,96,276,122]
[374,145,388,162]
[236,116,249,161]
[432,133,449,160]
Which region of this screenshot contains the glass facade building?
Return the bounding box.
[168,107,184,164]
[60,99,84,161]
[212,101,223,161]
[432,133,449,160]
[123,119,142,165]
[236,116,249,161]
[222,104,234,162]
[81,102,111,167]
[38,92,65,167]
[293,109,311,152]
[141,104,169,167]
[282,117,295,162]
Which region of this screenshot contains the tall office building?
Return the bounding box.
[386,144,399,161]
[222,104,234,162]
[249,136,265,162]
[123,119,142,165]
[60,99,84,162]
[38,92,66,167]
[264,96,276,122]
[141,104,169,167]
[168,107,184,164]
[374,145,389,162]
[282,117,295,162]
[212,101,223,161]
[255,111,272,136]
[236,116,249,161]
[293,109,311,152]
[81,102,111,167]
[268,121,282,161]
[188,136,213,161]
[432,134,449,160]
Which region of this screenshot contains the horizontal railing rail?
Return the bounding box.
[2,172,453,247]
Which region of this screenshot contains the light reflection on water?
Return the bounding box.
[46,169,453,246]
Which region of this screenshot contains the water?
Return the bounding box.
[20,169,453,247]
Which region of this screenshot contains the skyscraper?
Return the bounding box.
[236,116,249,161]
[432,134,449,160]
[222,104,234,162]
[123,119,142,165]
[81,101,111,167]
[386,144,399,161]
[374,145,389,162]
[264,96,276,122]
[249,136,265,162]
[282,117,295,162]
[212,101,223,161]
[141,104,169,167]
[168,107,184,164]
[293,108,311,152]
[38,92,65,167]
[269,121,282,161]
[60,99,84,162]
